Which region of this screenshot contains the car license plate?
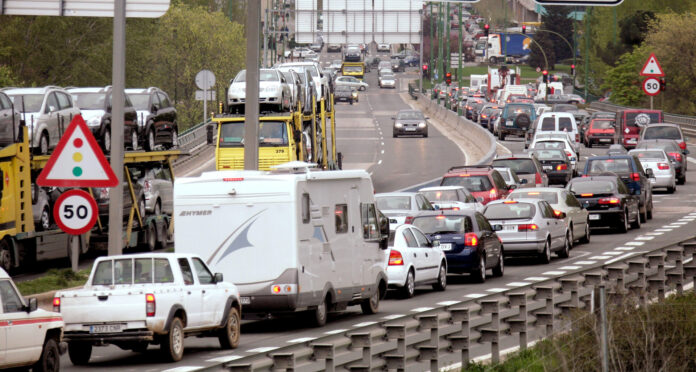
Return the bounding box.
[240,297,251,305]
[600,139,611,142]
[90,324,123,334]
[439,243,452,251]
[506,121,514,126]
[589,214,600,220]
[504,225,516,231]
[543,165,552,171]
[405,127,416,131]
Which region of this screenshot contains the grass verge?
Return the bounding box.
[16,268,89,296]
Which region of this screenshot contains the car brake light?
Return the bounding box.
[404,216,414,224]
[599,197,620,205]
[535,172,543,185]
[518,224,538,231]
[465,233,478,246]
[503,200,518,204]
[527,192,540,195]
[144,180,152,193]
[489,188,498,200]
[631,172,641,181]
[553,209,563,217]
[223,177,245,182]
[556,164,568,171]
[389,250,404,265]
[452,207,460,210]
[52,297,61,312]
[678,141,687,150]
[658,163,670,170]
[146,293,156,317]
[668,152,683,162]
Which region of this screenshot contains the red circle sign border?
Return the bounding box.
[53,189,98,235]
[642,77,660,97]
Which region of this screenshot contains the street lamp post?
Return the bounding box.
[458,3,462,115]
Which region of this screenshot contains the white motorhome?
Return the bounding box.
[174,163,389,326]
[470,74,487,91]
[499,84,529,104]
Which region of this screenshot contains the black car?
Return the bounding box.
[125,87,178,151]
[390,58,405,72]
[334,85,354,104]
[411,210,504,283]
[567,176,641,233]
[583,155,654,222]
[530,148,572,185]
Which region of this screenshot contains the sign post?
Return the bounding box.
[195,69,216,124]
[640,53,665,110]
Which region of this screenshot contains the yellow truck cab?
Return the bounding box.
[341,62,365,80]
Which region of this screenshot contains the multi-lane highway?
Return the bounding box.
[58,51,696,371]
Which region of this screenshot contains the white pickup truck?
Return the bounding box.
[55,253,241,364]
[0,268,65,371]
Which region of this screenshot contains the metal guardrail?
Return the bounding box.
[207,236,696,371]
[589,102,696,136]
[178,119,214,151]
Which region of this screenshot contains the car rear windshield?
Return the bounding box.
[335,86,351,93]
[558,117,573,132]
[128,94,150,110]
[72,93,106,110]
[643,126,681,140]
[591,120,614,129]
[569,181,616,195]
[533,149,566,161]
[509,191,558,204]
[441,175,493,192]
[540,117,555,130]
[344,66,363,73]
[493,168,511,182]
[631,150,666,160]
[412,215,470,234]
[587,158,631,173]
[492,159,536,175]
[484,203,535,220]
[376,196,411,211]
[533,141,566,150]
[421,190,458,202]
[625,112,661,127]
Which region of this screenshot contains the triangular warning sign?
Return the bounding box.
[37,114,119,188]
[640,53,664,77]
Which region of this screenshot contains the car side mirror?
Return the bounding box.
[645,169,655,179]
[508,184,518,190]
[214,272,224,283]
[379,236,389,250]
[492,224,503,231]
[25,297,38,313]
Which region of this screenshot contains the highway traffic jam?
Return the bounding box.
[1,22,695,372]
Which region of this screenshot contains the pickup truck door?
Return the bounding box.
[0,280,44,366]
[177,258,204,328]
[191,257,226,327]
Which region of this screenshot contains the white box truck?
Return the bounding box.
[174,162,389,326]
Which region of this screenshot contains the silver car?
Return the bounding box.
[379,74,396,89]
[3,86,81,154]
[419,186,484,212]
[507,188,590,246]
[335,76,368,91]
[484,198,570,263]
[130,164,173,215]
[0,92,20,146]
[375,192,435,231]
[227,69,292,112]
[628,149,676,193]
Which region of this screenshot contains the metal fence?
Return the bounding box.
[589,101,696,137]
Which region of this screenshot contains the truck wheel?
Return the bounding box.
[68,342,92,365]
[360,288,380,314]
[34,338,60,372]
[147,223,157,252]
[161,317,185,362]
[218,307,241,349]
[0,239,12,273]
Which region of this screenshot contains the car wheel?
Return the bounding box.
[587,141,592,148]
[432,263,447,291]
[678,175,686,185]
[161,317,185,362]
[647,200,653,220]
[393,131,398,138]
[558,233,570,258]
[667,185,676,194]
[34,338,60,372]
[311,296,328,326]
[145,128,156,151]
[68,342,92,365]
[632,208,642,229]
[473,253,486,283]
[350,99,353,105]
[579,221,591,244]
[423,131,428,138]
[401,269,416,298]
[103,128,111,153]
[492,250,504,277]
[218,307,241,348]
[38,205,51,231]
[539,239,551,264]
[568,224,574,248]
[360,288,380,314]
[639,205,647,223]
[619,210,629,233]
[131,130,139,151]
[39,132,49,155]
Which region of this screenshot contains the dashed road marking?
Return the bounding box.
[616,247,635,251]
[206,356,242,363]
[288,337,316,343]
[410,307,434,312]
[662,225,677,228]
[506,282,531,287]
[324,329,347,335]
[672,222,688,225]
[625,241,645,246]
[542,271,566,275]
[655,229,673,232]
[635,236,655,240]
[590,255,611,259]
[574,261,596,265]
[603,251,622,256]
[524,277,548,282]
[353,321,378,327]
[645,232,664,235]
[465,293,487,298]
[162,367,202,372]
[558,266,581,270]
[606,252,642,265]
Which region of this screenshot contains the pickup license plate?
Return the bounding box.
[439,243,452,251]
[90,324,123,334]
[589,214,600,220]
[240,297,251,305]
[506,121,514,127]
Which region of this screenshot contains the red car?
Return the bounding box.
[584,118,616,147]
[440,165,514,205]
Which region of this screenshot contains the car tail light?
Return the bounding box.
[146,293,156,317]
[556,164,568,171]
[451,207,460,211]
[503,200,518,204]
[489,188,498,200]
[553,209,563,217]
[535,172,543,185]
[678,141,686,150]
[404,216,414,224]
[144,180,152,193]
[631,172,641,181]
[599,197,620,205]
[658,163,670,170]
[389,250,404,265]
[518,224,538,231]
[464,233,478,246]
[575,133,580,142]
[669,152,683,162]
[52,297,61,312]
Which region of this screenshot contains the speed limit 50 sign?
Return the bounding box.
[642,77,661,96]
[53,189,98,235]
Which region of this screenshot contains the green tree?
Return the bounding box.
[528,32,556,70]
[540,6,574,63]
[600,46,647,106]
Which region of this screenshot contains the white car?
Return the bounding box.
[386,224,447,298]
[379,74,397,89]
[530,137,578,174]
[0,268,66,370]
[419,186,484,212]
[292,47,313,58]
[377,43,390,52]
[335,76,368,91]
[278,61,329,104]
[629,148,676,193]
[227,69,292,112]
[375,192,436,231]
[329,59,343,71]
[378,67,394,78]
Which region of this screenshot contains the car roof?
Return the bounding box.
[125,87,160,94]
[414,210,477,218]
[569,175,619,183]
[643,123,681,128]
[67,87,110,94]
[2,86,60,94]
[495,153,535,160]
[509,187,561,194]
[375,192,418,198]
[487,198,541,205]
[397,109,422,114]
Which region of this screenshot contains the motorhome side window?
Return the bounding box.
[302,193,310,224]
[361,203,379,240]
[335,204,348,233]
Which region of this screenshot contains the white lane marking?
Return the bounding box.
[465,293,487,298]
[206,356,242,363]
[635,236,655,241]
[437,301,460,306]
[381,149,385,154]
[687,157,696,164]
[377,159,383,165]
[679,219,695,222]
[542,271,566,275]
[506,282,531,287]
[625,242,645,246]
[410,307,434,312]
[666,225,682,228]
[247,347,278,353]
[603,251,622,256]
[655,229,673,232]
[558,265,581,270]
[645,232,664,236]
[162,368,202,372]
[353,321,377,327]
[487,288,507,293]
[288,337,316,343]
[382,314,405,320]
[381,142,384,146]
[672,222,688,225]
[662,225,677,228]
[590,256,611,260]
[653,201,661,204]
[606,252,641,265]
[324,329,347,335]
[616,247,635,251]
[574,261,596,265]
[524,276,548,282]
